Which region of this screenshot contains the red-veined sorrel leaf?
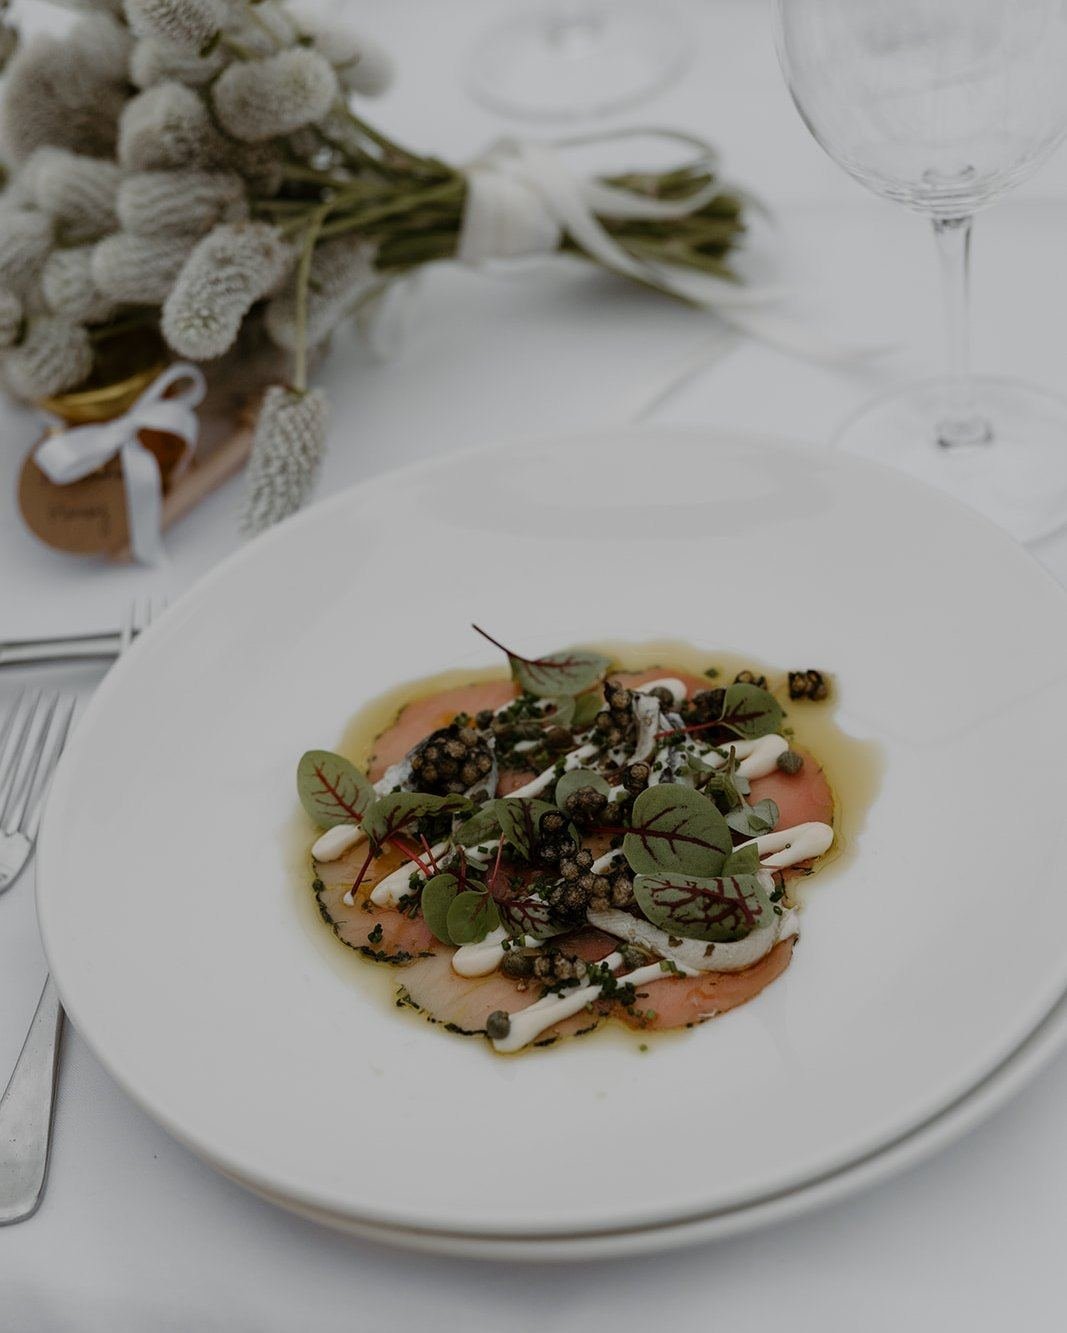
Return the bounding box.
[622,785,731,877]
[492,797,557,862]
[421,873,460,945]
[498,895,565,941]
[721,843,760,875]
[446,890,500,945]
[718,683,783,739]
[361,792,472,848]
[633,870,774,943]
[452,804,502,848]
[296,750,374,828]
[472,625,610,698]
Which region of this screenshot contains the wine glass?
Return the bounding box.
[774,0,1067,542]
[466,2,692,121]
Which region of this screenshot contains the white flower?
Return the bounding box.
[212,49,338,143]
[162,222,292,360]
[240,384,329,535]
[32,149,120,244]
[0,208,54,294]
[226,142,285,197]
[69,14,133,82]
[265,236,376,352]
[2,317,92,401]
[225,1,296,57]
[92,231,197,304]
[42,247,115,323]
[118,170,248,237]
[123,0,223,55]
[0,288,22,347]
[290,12,394,96]
[118,82,226,171]
[130,36,225,89]
[1,35,126,161]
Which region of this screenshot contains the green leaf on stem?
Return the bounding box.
[297,750,374,828]
[471,626,611,698]
[446,890,500,945]
[719,683,783,740]
[421,873,460,945]
[361,792,472,848]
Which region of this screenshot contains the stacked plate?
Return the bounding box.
[36,429,1067,1259]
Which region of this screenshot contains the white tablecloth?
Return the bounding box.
[4,1,1067,1328]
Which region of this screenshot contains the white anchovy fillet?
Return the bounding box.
[588,895,799,975]
[491,952,700,1054]
[636,678,689,705]
[631,692,664,764]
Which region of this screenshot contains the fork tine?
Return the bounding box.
[2,693,58,834]
[23,695,75,841]
[0,690,27,774]
[0,691,41,826]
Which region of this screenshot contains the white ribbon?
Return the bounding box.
[456,130,875,364]
[35,363,206,565]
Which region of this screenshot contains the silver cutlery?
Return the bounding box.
[0,596,161,1224]
[0,691,76,894]
[0,595,166,669]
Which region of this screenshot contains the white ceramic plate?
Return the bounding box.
[224,974,1067,1259]
[37,428,1067,1247]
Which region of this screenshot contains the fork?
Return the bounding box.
[0,594,167,670]
[0,692,76,895]
[0,598,161,1224]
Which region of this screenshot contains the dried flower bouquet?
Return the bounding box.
[0,0,749,536]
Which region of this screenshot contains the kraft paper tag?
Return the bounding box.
[18,428,184,557]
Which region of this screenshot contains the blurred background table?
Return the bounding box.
[3,1,1067,1328]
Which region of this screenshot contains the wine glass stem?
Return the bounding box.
[933,215,992,447]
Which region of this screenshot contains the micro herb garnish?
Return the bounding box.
[361,792,473,850]
[717,682,784,739]
[498,894,565,941]
[655,682,783,742]
[471,625,611,698]
[368,923,384,944]
[607,785,732,877]
[420,872,460,945]
[634,870,774,943]
[446,890,501,945]
[725,797,780,839]
[492,797,556,861]
[553,767,611,814]
[453,804,501,848]
[296,749,374,827]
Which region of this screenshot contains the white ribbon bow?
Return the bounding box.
[457,130,872,364]
[35,362,206,565]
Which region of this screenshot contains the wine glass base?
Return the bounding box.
[466,2,692,121]
[835,376,1067,544]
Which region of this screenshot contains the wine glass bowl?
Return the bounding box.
[774,0,1067,541]
[776,0,1067,217]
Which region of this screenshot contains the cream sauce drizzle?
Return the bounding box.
[737,821,834,868]
[491,951,699,1053]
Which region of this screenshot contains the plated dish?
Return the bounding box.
[36,428,1067,1251]
[303,631,850,1053]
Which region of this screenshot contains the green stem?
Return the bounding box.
[292,206,329,393]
